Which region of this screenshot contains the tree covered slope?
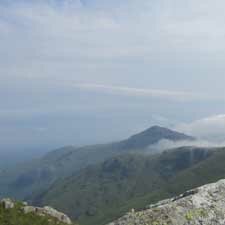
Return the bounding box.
[0,126,194,200]
[34,146,219,225]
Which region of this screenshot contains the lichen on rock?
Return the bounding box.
[22,205,72,224]
[108,179,225,225]
[0,198,73,225]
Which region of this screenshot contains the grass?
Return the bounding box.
[0,201,78,225]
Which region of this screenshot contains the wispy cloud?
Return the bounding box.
[1,0,225,151]
[71,83,217,102]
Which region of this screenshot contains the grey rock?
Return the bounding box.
[0,198,72,224]
[22,201,28,206]
[108,179,225,225]
[22,205,72,224]
[43,206,72,224]
[23,206,36,214]
[1,198,15,209]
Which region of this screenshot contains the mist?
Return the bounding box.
[148,139,225,154]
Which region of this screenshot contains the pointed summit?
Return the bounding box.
[118,125,195,150]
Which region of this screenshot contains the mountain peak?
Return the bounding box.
[136,125,190,136]
[119,125,195,150]
[146,125,168,130]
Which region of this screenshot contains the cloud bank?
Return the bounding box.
[177,115,225,143]
[149,139,225,154]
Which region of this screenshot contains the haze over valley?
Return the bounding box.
[1,1,225,225]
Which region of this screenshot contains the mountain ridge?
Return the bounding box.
[115,125,195,151]
[0,126,194,200]
[34,146,218,225]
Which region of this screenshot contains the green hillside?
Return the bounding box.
[0,126,193,200]
[35,146,216,225]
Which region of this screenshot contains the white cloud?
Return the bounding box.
[71,83,215,102]
[148,139,225,153]
[177,115,225,142]
[2,0,225,151]
[2,0,225,81]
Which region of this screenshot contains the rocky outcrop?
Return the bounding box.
[0,198,72,225]
[108,179,225,225]
[22,205,72,224]
[1,198,15,209]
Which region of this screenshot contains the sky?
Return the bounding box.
[1,0,225,157]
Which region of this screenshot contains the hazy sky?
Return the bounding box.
[1,0,225,153]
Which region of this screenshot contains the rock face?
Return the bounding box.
[44,206,72,224]
[22,205,72,224]
[108,179,225,225]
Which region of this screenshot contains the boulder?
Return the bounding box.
[43,206,72,224]
[22,205,72,224]
[22,201,28,206]
[1,198,14,209]
[23,206,36,214]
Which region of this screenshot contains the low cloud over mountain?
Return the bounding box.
[177,114,225,143]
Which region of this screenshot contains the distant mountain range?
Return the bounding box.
[34,146,225,225]
[1,125,225,225]
[0,126,194,200]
